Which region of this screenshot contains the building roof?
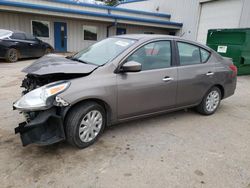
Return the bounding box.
[0,0,183,29]
[49,0,171,18]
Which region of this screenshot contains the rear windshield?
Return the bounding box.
[0,30,12,39]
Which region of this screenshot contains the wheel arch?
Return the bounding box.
[63,98,112,127]
[213,84,225,99]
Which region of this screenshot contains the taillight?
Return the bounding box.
[229,64,237,77]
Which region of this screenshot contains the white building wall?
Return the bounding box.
[197,0,243,43]
[239,0,250,27]
[118,0,202,40]
[0,11,170,52]
[0,12,109,51]
[118,0,250,43]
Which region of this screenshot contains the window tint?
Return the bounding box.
[200,48,210,63]
[177,42,201,65]
[11,33,26,40]
[32,20,50,38]
[127,41,171,71]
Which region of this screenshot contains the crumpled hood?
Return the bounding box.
[22,54,98,75]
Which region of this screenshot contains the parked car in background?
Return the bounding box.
[13,34,237,149]
[0,29,53,62]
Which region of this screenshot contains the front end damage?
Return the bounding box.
[13,75,74,146]
[14,107,65,146]
[13,55,98,146]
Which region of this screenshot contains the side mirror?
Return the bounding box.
[120,61,142,73]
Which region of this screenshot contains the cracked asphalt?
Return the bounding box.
[0,59,250,188]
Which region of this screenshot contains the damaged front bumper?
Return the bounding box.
[14,107,66,146]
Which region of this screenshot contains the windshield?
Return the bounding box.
[0,30,12,39]
[72,37,136,66]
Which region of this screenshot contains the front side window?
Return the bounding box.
[126,41,172,71]
[83,25,97,41]
[32,20,50,38]
[72,37,136,66]
[177,42,210,65]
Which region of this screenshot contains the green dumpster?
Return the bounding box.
[206,28,250,75]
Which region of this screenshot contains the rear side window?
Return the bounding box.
[127,41,172,71]
[177,42,210,65]
[11,33,26,40]
[200,48,210,63]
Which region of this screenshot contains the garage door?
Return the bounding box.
[197,0,242,44]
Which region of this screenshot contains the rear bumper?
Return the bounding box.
[223,77,237,99]
[14,108,65,146]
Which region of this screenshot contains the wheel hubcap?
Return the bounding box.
[205,90,220,112]
[79,110,103,143]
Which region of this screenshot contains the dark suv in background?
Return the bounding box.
[0,29,53,62]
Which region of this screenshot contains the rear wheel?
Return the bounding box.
[5,48,19,62]
[65,102,106,149]
[196,87,221,115]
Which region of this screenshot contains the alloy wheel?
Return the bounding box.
[205,90,220,112]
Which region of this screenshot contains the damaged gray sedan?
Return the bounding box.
[13,35,237,149]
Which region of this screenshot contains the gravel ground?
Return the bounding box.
[0,59,250,188]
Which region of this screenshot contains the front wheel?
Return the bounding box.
[65,102,106,149]
[196,87,221,115]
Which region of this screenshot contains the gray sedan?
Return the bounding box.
[13,34,237,149]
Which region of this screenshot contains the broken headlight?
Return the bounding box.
[14,81,70,111]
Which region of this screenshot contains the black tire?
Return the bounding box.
[5,48,19,62]
[196,86,221,115]
[65,102,106,149]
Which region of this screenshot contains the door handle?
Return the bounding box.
[206,72,214,76]
[162,77,174,82]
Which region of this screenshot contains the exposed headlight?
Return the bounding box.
[14,81,70,111]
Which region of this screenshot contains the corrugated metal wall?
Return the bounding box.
[118,0,250,42]
[0,11,169,52]
[239,0,250,27]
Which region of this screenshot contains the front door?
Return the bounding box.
[117,40,177,119]
[54,22,67,52]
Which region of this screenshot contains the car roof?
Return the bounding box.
[0,29,26,34]
[114,34,180,40]
[114,34,211,51]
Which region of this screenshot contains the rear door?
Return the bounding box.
[117,40,178,119]
[175,41,215,107]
